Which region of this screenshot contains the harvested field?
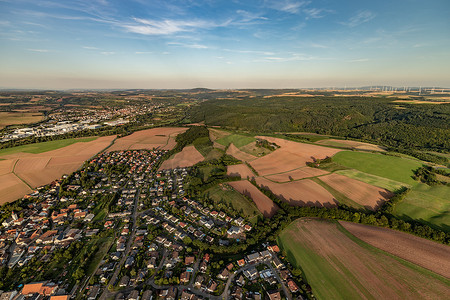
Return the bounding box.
[0,111,44,129]
[107,127,187,151]
[250,136,341,176]
[227,164,256,180]
[226,143,257,162]
[0,136,115,203]
[228,180,279,217]
[278,218,450,300]
[0,173,32,205]
[256,177,336,207]
[319,173,393,210]
[0,159,17,176]
[159,146,204,170]
[316,139,386,152]
[264,167,329,182]
[340,221,450,278]
[14,157,51,173]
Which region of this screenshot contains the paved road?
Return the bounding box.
[99,182,140,300]
[268,262,292,300]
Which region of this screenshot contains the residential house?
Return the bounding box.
[207,281,218,293]
[217,268,230,280]
[267,291,281,300]
[287,279,299,293]
[180,271,190,284]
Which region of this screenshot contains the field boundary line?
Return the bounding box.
[11,159,33,190]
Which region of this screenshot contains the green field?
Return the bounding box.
[204,184,261,224]
[333,151,423,186]
[335,169,408,192]
[216,134,255,148]
[278,218,450,300]
[394,184,450,230]
[192,136,213,157]
[0,137,98,157]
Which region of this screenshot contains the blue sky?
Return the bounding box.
[0,0,449,89]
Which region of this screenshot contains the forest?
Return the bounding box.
[186,97,450,163]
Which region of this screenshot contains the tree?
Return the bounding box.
[183,236,192,245]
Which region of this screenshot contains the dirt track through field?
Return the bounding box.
[228,180,279,217]
[316,139,386,152]
[319,173,393,210]
[340,221,450,278]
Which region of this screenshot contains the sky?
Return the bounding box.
[0,0,449,89]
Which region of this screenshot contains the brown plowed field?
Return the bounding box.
[226,143,257,162]
[339,221,450,278]
[316,139,386,152]
[228,180,279,217]
[256,177,337,207]
[319,173,393,210]
[0,173,32,205]
[279,218,450,300]
[14,157,51,173]
[250,136,341,175]
[264,167,329,182]
[0,136,115,203]
[107,127,187,151]
[159,146,204,170]
[227,164,256,180]
[0,159,17,175]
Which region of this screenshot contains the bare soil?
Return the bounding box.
[227,164,256,180]
[256,177,337,207]
[264,167,329,182]
[107,127,187,151]
[228,180,279,217]
[250,136,341,176]
[159,146,204,170]
[319,173,393,210]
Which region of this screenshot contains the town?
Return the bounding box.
[0,149,302,300]
[0,102,169,142]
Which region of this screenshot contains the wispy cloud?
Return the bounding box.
[348,58,369,63]
[27,48,49,52]
[123,18,219,35]
[267,0,309,14]
[303,8,329,19]
[135,51,152,54]
[100,51,115,55]
[236,10,268,22]
[255,53,330,62]
[342,10,375,27]
[167,42,209,49]
[83,46,99,50]
[223,48,275,55]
